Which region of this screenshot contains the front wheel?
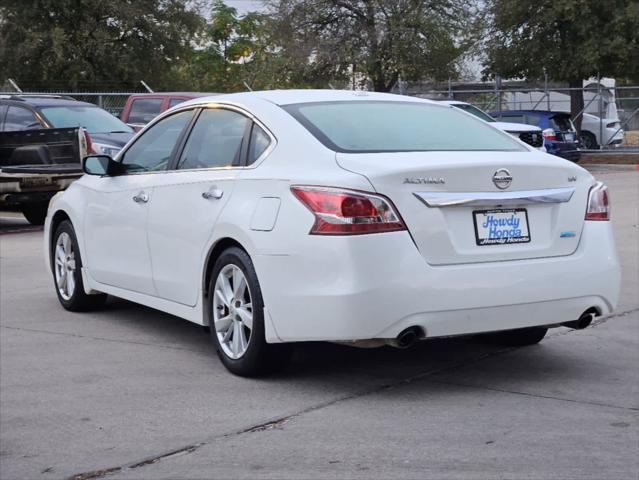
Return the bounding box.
[208,247,291,376]
[51,220,107,311]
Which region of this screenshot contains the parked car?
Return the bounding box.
[120,92,217,131]
[580,113,624,149]
[0,126,85,224]
[490,110,581,162]
[0,95,134,157]
[45,90,620,376]
[440,101,545,151]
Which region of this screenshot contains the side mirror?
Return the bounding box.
[82,155,124,176]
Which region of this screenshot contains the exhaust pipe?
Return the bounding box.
[562,309,597,330]
[388,327,423,349]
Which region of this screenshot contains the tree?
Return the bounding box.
[0,0,203,91]
[483,0,639,130]
[266,0,479,92]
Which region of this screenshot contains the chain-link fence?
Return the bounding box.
[3,83,639,150]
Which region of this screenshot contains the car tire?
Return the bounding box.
[208,246,292,377]
[580,131,598,150]
[488,326,548,347]
[22,202,49,225]
[51,220,107,311]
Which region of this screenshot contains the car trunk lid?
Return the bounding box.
[336,151,591,265]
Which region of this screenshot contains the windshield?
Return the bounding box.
[284,101,525,153]
[41,106,133,134]
[451,103,496,123]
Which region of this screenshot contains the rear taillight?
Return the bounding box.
[542,128,557,141]
[585,182,610,221]
[291,186,406,235]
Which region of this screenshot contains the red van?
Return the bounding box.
[120,92,217,131]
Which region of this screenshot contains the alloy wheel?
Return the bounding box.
[54,232,76,300]
[213,264,253,359]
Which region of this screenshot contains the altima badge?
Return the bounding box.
[404,177,445,185]
[492,169,512,189]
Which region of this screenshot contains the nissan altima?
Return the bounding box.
[44,90,621,376]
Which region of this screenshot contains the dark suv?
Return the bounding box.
[490,110,581,162]
[0,95,134,156]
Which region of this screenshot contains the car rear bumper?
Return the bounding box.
[255,221,620,343]
[546,142,581,162]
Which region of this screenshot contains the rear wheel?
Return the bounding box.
[488,326,548,347]
[208,247,291,376]
[580,131,598,150]
[51,220,107,311]
[22,202,48,225]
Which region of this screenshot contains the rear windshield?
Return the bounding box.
[42,106,133,134]
[283,101,525,153]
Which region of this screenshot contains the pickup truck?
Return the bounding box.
[0,128,85,224]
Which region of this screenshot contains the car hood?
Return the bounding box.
[90,132,134,147]
[492,122,541,133]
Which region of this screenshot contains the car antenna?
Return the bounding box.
[243,82,253,92]
[140,80,154,93]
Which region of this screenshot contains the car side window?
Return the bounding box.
[177,108,249,170]
[121,110,192,173]
[168,98,185,109]
[499,114,526,124]
[247,124,271,165]
[4,106,41,131]
[128,98,163,124]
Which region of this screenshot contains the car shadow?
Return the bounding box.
[96,296,567,387]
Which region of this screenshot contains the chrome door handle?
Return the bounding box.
[202,189,223,200]
[132,192,149,203]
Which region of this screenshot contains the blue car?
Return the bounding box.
[490,110,581,162]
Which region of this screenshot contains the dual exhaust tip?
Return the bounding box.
[389,308,598,350]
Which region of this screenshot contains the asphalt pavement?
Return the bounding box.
[1,166,637,480]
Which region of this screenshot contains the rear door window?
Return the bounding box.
[127,98,163,124]
[176,108,250,170]
[4,106,41,130]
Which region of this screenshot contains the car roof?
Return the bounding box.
[182,89,438,107]
[0,95,97,108]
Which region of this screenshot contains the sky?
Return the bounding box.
[225,0,266,14]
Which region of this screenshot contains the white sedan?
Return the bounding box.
[44,90,621,376]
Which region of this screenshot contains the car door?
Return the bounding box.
[83,109,195,294]
[146,106,255,306]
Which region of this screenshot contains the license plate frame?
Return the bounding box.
[473,208,531,246]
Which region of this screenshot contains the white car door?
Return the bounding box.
[84,109,195,294]
[146,107,259,306]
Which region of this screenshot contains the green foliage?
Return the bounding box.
[266,0,480,92]
[483,0,639,83]
[0,0,204,91]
